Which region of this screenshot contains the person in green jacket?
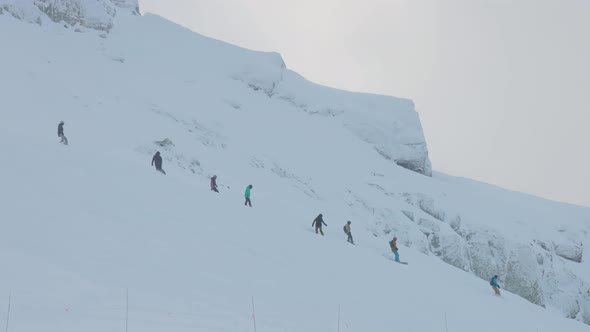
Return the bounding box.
[244,184,253,207]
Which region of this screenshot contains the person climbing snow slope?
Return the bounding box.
[490,275,501,296]
[57,121,68,145]
[312,214,327,236]
[344,221,354,244]
[244,184,253,207]
[151,151,166,175]
[210,175,219,193]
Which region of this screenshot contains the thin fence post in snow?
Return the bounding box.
[444,312,448,332]
[337,304,340,332]
[251,296,257,332]
[5,291,11,332]
[125,288,129,332]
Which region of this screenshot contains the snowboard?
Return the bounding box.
[383,253,408,264]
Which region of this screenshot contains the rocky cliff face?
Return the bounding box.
[0,0,138,32]
[110,0,139,12]
[364,188,590,324]
[272,71,433,176]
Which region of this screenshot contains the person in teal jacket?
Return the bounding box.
[244,184,253,207]
[490,275,501,296]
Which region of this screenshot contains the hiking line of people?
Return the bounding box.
[148,144,503,296]
[59,121,502,295]
[312,214,355,246]
[55,122,257,206]
[149,149,256,207]
[312,213,403,259]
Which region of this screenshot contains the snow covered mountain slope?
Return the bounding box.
[1,4,589,331]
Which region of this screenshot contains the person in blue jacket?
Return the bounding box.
[490,275,501,296]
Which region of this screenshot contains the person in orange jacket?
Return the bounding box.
[390,237,400,262]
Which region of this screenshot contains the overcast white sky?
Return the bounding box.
[140,0,589,207]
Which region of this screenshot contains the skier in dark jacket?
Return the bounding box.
[312,214,327,236]
[344,221,354,244]
[490,275,501,296]
[210,175,219,193]
[151,151,166,175]
[57,121,68,145]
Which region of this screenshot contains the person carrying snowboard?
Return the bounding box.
[151,151,166,175]
[244,184,253,207]
[312,213,327,236]
[210,175,219,193]
[57,121,68,145]
[390,236,400,262]
[490,275,501,296]
[344,221,354,244]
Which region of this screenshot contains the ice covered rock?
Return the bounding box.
[154,138,175,150]
[1,0,42,23]
[230,51,285,96]
[504,244,545,306]
[273,71,432,176]
[111,0,139,14]
[554,241,583,263]
[0,0,139,31]
[429,230,471,271]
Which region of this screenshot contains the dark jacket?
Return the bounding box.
[58,123,64,136]
[210,177,218,190]
[152,152,163,169]
[312,215,327,228]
